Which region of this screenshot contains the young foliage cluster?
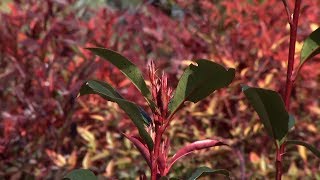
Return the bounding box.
[1,0,320,179]
[75,48,235,179]
[68,24,320,179]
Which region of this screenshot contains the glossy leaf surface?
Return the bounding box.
[87,48,156,111]
[242,85,294,144]
[169,60,235,116]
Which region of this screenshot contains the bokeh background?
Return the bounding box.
[0,0,320,179]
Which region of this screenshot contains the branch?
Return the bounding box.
[284,0,301,109]
[281,0,293,25]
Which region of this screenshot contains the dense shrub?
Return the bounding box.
[0,0,319,179]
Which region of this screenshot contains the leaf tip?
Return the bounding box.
[228,68,236,74]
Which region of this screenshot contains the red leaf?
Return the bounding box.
[122,133,151,168]
[166,139,227,173]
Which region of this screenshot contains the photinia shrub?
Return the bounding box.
[65,1,320,179]
[67,48,235,179]
[242,0,320,179]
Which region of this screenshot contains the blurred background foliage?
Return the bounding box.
[0,0,319,179]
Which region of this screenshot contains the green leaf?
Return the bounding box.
[300,27,320,64]
[242,85,294,144]
[63,169,97,180]
[86,47,156,112]
[79,80,154,150]
[169,60,235,116]
[287,140,320,159]
[187,167,230,180]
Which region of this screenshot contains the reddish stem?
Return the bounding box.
[284,0,301,109]
[277,0,302,180]
[151,123,164,180]
[275,143,285,180]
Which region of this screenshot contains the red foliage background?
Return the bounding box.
[0,0,319,179]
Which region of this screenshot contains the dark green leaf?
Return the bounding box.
[63,169,97,180]
[242,85,294,144]
[169,60,235,116]
[287,140,320,159]
[79,80,154,150]
[187,167,230,180]
[300,27,320,64]
[86,47,156,112]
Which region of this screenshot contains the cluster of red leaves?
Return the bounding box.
[0,0,319,179]
[0,0,119,178]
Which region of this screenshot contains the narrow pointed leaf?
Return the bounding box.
[187,167,230,180]
[79,80,154,150]
[169,60,235,116]
[122,134,151,168]
[300,27,320,64]
[167,139,226,171]
[287,140,320,159]
[242,85,293,144]
[63,169,97,180]
[80,80,151,126]
[86,47,156,111]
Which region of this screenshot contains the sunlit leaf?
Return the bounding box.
[45,149,66,167]
[169,60,235,117]
[242,85,294,144]
[300,27,320,64]
[187,167,230,180]
[286,140,320,159]
[89,114,105,121]
[91,150,110,162]
[67,150,78,169]
[77,127,96,152]
[82,152,92,169]
[298,145,307,161]
[79,80,154,150]
[63,169,97,180]
[86,48,156,111]
[288,162,299,177]
[105,160,115,177]
[249,152,260,164]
